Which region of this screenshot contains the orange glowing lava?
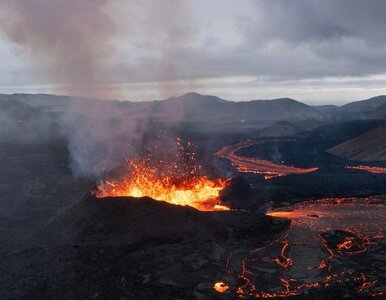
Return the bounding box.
[215,140,318,179]
[346,165,386,174]
[214,282,229,293]
[96,139,229,211]
[219,197,386,298]
[336,237,354,251]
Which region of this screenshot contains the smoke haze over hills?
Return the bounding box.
[1,92,385,178]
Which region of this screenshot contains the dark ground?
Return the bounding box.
[0,137,289,299]
[231,120,386,205]
[1,117,386,299]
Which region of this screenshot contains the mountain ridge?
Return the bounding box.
[2,92,386,124]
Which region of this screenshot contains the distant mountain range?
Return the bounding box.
[340,95,386,112]
[152,93,325,123]
[1,92,385,162]
[1,92,385,124]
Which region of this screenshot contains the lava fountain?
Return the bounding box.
[96,138,229,211]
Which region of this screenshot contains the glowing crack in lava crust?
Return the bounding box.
[96,139,229,211]
[218,197,386,298]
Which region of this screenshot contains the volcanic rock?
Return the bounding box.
[12,193,290,299]
[321,230,365,255]
[41,193,286,247]
[258,119,324,138]
[308,214,320,218]
[0,99,56,142]
[327,124,386,161]
[219,176,258,210]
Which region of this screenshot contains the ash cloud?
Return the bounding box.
[61,108,144,178]
[0,0,192,178]
[0,0,117,98]
[0,0,130,178]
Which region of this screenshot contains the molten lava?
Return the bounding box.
[219,197,386,298]
[96,139,229,211]
[214,282,229,293]
[216,140,386,179]
[215,140,319,179]
[346,165,386,174]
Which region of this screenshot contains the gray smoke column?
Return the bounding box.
[0,0,128,178]
[0,0,117,98]
[0,0,193,179]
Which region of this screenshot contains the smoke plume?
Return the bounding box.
[0,0,195,178]
[0,0,117,98]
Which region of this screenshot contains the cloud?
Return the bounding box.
[0,0,386,102]
[115,0,386,82]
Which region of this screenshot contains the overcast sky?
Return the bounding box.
[1,0,386,104]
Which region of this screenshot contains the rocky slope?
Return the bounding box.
[0,194,289,299]
[328,124,386,161]
[367,103,386,119]
[340,95,386,112]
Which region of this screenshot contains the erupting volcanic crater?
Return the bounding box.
[95,138,230,211]
[67,138,386,299]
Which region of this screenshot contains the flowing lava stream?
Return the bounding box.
[216,139,386,178]
[95,138,229,211]
[216,197,386,298]
[345,165,386,174]
[215,140,318,179]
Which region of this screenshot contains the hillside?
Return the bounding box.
[4,92,386,126]
[257,119,325,138]
[0,93,325,124]
[367,103,386,119]
[340,95,386,112]
[327,124,386,161]
[0,99,56,142]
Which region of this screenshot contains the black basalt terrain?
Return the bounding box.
[1,194,289,299]
[1,93,386,299]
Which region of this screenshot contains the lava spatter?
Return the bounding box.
[96,138,229,211]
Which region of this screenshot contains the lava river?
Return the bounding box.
[345,165,386,174]
[217,197,386,298]
[215,140,318,179]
